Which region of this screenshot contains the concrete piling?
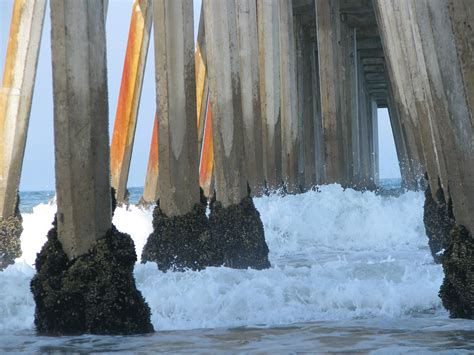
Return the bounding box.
[141,113,159,205]
[110,0,152,204]
[150,0,199,218]
[204,0,270,269]
[195,19,215,198]
[257,0,282,191]
[0,0,46,270]
[199,99,214,197]
[295,18,316,190]
[415,0,474,319]
[236,0,264,196]
[375,0,474,318]
[141,0,222,271]
[279,0,299,193]
[204,0,247,207]
[310,41,324,185]
[315,0,344,184]
[30,0,153,334]
[339,23,357,187]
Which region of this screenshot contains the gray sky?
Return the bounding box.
[1,0,399,192]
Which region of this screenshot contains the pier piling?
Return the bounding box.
[204,0,270,269]
[0,0,46,269]
[30,0,153,334]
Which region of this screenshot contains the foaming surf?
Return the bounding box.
[1,184,473,352]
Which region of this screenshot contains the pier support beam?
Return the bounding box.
[141,113,159,205]
[375,0,474,318]
[340,24,357,187]
[236,0,264,195]
[295,20,316,190]
[310,42,324,185]
[30,0,153,334]
[195,14,215,198]
[413,0,474,319]
[141,0,221,271]
[257,0,282,191]
[0,0,46,269]
[316,0,344,184]
[302,30,316,190]
[356,52,372,189]
[279,0,299,193]
[370,99,379,185]
[110,0,152,204]
[199,100,215,198]
[204,0,270,269]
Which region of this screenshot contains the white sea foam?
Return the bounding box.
[0,184,445,333]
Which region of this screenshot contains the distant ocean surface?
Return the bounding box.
[2,178,472,353]
[18,178,404,213]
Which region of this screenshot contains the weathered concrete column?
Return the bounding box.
[199,99,214,197]
[236,0,264,195]
[0,0,46,270]
[141,9,212,206]
[370,99,379,185]
[399,1,444,192]
[375,0,474,318]
[295,20,316,190]
[152,0,199,217]
[339,22,357,187]
[279,0,299,193]
[196,43,208,151]
[51,1,111,259]
[310,42,324,185]
[110,0,152,204]
[413,0,474,232]
[141,0,221,271]
[141,113,159,205]
[356,53,372,189]
[375,0,448,244]
[257,0,282,191]
[315,0,345,184]
[411,0,474,318]
[30,0,153,335]
[195,16,215,199]
[347,29,361,186]
[204,0,246,207]
[295,17,305,189]
[203,0,270,269]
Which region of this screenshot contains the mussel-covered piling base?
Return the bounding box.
[210,196,270,270]
[141,202,222,271]
[439,225,474,320]
[142,196,271,271]
[423,184,454,263]
[0,214,23,271]
[30,221,154,335]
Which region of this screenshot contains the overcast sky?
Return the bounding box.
[1,0,399,192]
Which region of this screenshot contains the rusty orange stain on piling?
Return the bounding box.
[199,99,214,196]
[0,0,26,174]
[146,114,159,179]
[142,113,159,203]
[2,0,24,87]
[110,0,151,200]
[195,44,206,129]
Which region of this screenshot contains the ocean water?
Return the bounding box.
[1,180,473,353]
